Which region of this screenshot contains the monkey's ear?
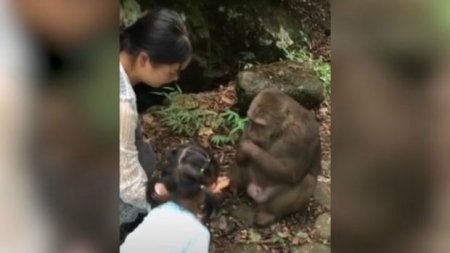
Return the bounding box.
[254,117,267,126]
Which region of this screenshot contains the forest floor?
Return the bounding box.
[142,83,331,253]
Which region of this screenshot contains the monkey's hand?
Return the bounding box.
[240,140,260,158]
[236,149,250,164]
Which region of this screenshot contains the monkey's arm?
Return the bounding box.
[243,141,297,183]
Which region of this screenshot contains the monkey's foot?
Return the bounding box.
[254,211,275,227]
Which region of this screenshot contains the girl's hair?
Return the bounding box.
[120,8,192,64]
[147,143,220,219]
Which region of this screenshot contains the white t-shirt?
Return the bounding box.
[121,201,210,253]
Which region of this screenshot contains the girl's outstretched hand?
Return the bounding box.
[153,182,171,201]
[209,176,230,194]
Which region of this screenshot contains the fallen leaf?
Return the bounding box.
[221,96,235,105]
[218,217,228,231]
[198,127,214,137]
[142,113,155,125]
[276,231,290,239]
[199,136,210,148]
[240,229,248,239]
[249,229,262,243]
[295,231,309,239]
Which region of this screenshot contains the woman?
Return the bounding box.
[119,8,192,243]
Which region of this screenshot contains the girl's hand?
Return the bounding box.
[196,212,204,221]
[209,176,230,194]
[153,182,171,201]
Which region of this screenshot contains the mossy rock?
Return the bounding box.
[314,213,331,241]
[314,181,331,210]
[236,61,324,113]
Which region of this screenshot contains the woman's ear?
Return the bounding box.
[137,52,151,68]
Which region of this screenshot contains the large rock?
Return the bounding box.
[236,61,325,113]
[314,181,331,210]
[314,213,331,241]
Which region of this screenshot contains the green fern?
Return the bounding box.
[210,110,248,147]
[152,97,248,143]
[150,84,183,102]
[211,135,232,147]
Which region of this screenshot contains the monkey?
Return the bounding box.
[230,88,322,226]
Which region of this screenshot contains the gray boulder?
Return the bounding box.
[236,61,324,112]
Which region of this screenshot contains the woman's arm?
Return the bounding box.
[120,101,148,209]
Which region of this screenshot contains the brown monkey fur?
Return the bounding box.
[231,88,322,226]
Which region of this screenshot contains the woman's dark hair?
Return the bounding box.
[120,8,192,64]
[147,143,220,219]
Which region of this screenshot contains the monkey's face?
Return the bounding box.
[247,90,283,147]
[246,117,271,147]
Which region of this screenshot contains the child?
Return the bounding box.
[120,144,220,253]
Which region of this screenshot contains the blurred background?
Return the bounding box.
[0,0,118,252]
[0,0,449,252]
[333,0,450,252]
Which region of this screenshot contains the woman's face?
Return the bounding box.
[135,52,191,87]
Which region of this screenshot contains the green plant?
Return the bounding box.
[120,0,143,27]
[275,26,294,50]
[210,135,232,147]
[156,109,196,136]
[274,28,331,93]
[150,84,183,102]
[211,110,248,147]
[220,110,248,135]
[151,91,247,144]
[313,58,331,91]
[282,47,331,93]
[154,106,218,137]
[248,229,262,243]
[151,86,220,137]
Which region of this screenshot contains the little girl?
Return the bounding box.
[120,144,220,253]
